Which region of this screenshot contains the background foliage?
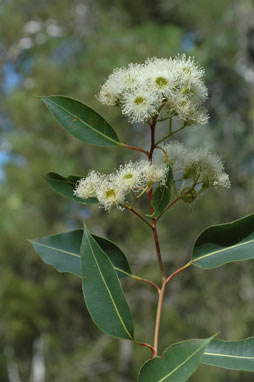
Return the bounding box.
[0,0,253,381]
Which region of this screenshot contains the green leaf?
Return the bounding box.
[148,167,173,219]
[29,230,132,278]
[93,235,132,278]
[44,172,98,204]
[30,230,83,276]
[80,225,134,340]
[192,214,254,269]
[202,338,254,372]
[41,95,121,146]
[138,337,213,382]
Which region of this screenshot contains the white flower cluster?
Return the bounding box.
[98,55,208,125]
[156,141,231,190]
[74,161,168,210]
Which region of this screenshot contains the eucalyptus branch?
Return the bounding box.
[120,143,149,157]
[130,190,137,208]
[166,261,193,285]
[33,55,242,381]
[155,122,187,145]
[155,145,170,165]
[136,186,150,200]
[148,188,166,280]
[153,261,193,356]
[121,203,153,229]
[130,275,160,294]
[152,223,166,280]
[115,268,160,294]
[146,114,169,356]
[148,119,157,160]
[134,341,156,358]
[170,122,187,136]
[155,184,198,221]
[155,195,183,221]
[153,280,167,355]
[157,116,170,123]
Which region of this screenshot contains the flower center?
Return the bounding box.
[123,173,133,179]
[106,189,116,200]
[181,86,189,95]
[134,96,145,105]
[155,76,168,88]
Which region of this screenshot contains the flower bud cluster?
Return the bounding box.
[74,161,168,210]
[98,55,208,126]
[156,141,231,193]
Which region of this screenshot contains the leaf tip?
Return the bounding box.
[27,239,35,246]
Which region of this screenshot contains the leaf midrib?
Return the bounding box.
[84,230,133,340]
[30,240,80,257]
[45,98,120,145]
[158,342,208,382]
[193,238,254,263]
[31,240,128,276]
[204,352,254,360]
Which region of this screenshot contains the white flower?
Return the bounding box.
[96,176,127,210]
[174,55,205,85]
[157,141,189,171]
[172,91,208,126]
[142,62,177,96]
[157,141,230,190]
[97,55,208,125]
[97,64,146,106]
[138,160,168,186]
[74,158,170,211]
[144,57,174,71]
[114,161,143,191]
[121,89,161,123]
[111,160,169,195]
[212,173,231,189]
[97,84,119,106]
[74,171,103,199]
[184,148,231,188]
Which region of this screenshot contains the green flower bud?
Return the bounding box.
[181,187,197,203]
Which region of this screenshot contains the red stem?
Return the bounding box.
[166,261,192,285]
[153,280,166,355]
[123,204,153,229]
[155,195,182,221]
[148,189,166,280]
[148,119,157,160]
[134,276,160,295]
[121,143,149,157]
[135,342,157,358]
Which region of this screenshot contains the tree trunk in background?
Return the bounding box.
[118,340,133,382]
[30,335,45,382]
[5,346,21,382]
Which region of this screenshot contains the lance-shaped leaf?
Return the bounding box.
[138,337,213,382]
[41,95,121,146]
[192,214,254,269]
[94,235,132,278]
[202,338,254,372]
[44,172,98,204]
[29,230,131,278]
[148,167,173,219]
[80,225,134,340]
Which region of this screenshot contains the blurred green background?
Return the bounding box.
[0,0,254,381]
